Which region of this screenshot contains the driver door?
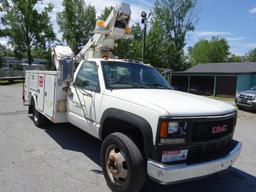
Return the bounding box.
[67,61,100,137]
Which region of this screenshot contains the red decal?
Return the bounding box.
[39,75,44,87]
[212,124,227,134]
[162,150,180,156]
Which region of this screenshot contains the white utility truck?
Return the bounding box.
[23,2,242,192]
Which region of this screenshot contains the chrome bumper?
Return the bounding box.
[147,142,242,184]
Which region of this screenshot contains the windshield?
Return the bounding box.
[101,61,172,90]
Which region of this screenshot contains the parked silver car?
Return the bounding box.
[235,86,256,110]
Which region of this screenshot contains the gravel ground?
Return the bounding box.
[0,84,255,192]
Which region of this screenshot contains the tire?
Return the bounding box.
[101,132,146,192]
[32,104,48,128]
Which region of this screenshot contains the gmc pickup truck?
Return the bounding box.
[23,3,241,191]
[24,56,242,192]
[236,86,256,110]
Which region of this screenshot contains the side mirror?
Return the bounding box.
[62,58,75,82]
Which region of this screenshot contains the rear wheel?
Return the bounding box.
[32,102,48,128]
[101,132,146,192]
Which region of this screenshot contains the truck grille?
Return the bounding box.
[156,113,237,165]
[192,117,235,142]
[187,137,236,164]
[240,94,254,100]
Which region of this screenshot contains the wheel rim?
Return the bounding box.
[105,145,128,185]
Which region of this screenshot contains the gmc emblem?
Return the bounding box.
[212,124,228,134]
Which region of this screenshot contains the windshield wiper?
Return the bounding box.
[111,81,149,88]
[146,83,172,90]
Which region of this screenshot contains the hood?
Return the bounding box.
[239,90,256,96]
[106,89,236,117]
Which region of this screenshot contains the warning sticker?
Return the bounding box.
[161,150,188,163]
[38,75,44,87]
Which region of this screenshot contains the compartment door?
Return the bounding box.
[44,75,55,118]
[24,75,30,104]
[37,74,45,111]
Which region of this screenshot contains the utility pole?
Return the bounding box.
[141,11,151,63]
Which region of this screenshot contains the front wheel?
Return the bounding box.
[101,132,146,192]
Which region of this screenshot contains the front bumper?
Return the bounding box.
[236,99,256,109]
[147,141,242,184]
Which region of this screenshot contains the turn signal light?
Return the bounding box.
[125,26,132,34]
[160,121,168,138]
[96,20,105,28]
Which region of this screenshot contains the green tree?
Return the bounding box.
[151,0,197,70]
[31,48,52,70]
[0,0,55,65]
[248,48,256,62]
[99,6,113,21]
[228,54,242,62]
[0,44,16,68]
[57,0,96,54]
[188,37,230,65]
[0,44,5,68]
[114,23,143,60]
[146,20,174,68]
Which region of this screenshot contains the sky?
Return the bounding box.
[1,0,256,56]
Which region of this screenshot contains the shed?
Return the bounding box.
[170,62,256,97]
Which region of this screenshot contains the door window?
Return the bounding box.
[74,61,100,92]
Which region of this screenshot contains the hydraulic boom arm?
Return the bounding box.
[76,2,131,61]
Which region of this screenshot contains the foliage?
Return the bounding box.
[113,23,143,61]
[0,45,4,68]
[31,48,52,70]
[247,48,256,62]
[151,0,197,70]
[99,6,113,21]
[228,54,242,62]
[188,37,230,65]
[0,44,15,68]
[0,0,55,65]
[105,0,197,71]
[57,0,96,54]
[146,20,175,68]
[12,64,23,70]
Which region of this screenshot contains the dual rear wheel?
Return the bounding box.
[31,101,48,128]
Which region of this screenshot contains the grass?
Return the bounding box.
[207,95,235,102]
[0,80,24,86]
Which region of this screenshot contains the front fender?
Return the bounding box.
[99,108,154,158]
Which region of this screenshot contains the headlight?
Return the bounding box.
[236,93,240,98]
[160,121,188,139]
[168,122,179,134]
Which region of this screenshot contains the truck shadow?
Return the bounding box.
[142,168,256,192]
[44,123,256,192]
[45,123,102,165]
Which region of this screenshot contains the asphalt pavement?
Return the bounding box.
[0,84,255,192]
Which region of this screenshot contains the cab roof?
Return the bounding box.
[87,58,151,67]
